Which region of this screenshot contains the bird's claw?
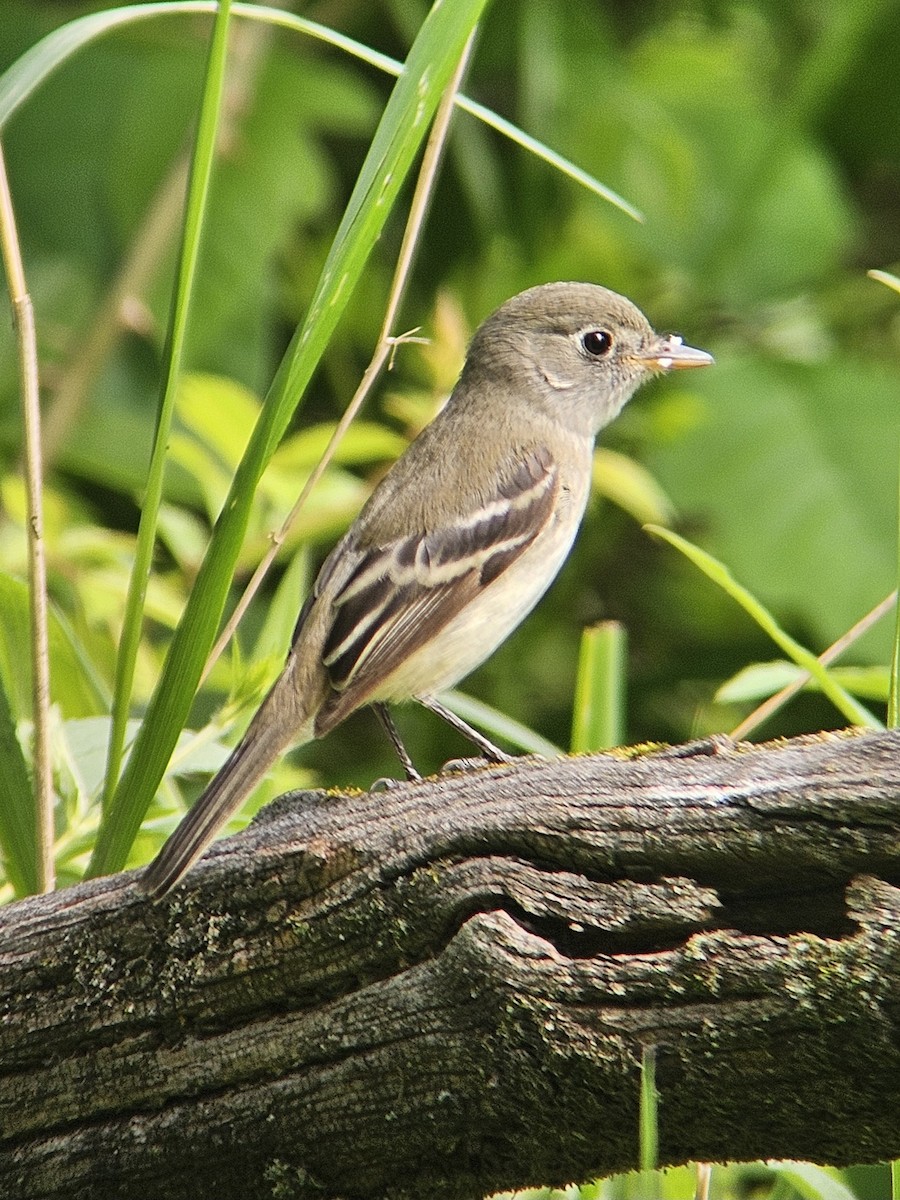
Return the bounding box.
[440,755,497,775]
[370,772,421,792]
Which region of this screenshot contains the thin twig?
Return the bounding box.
[694,1162,712,1200]
[0,141,54,892]
[730,590,897,741]
[201,28,478,683]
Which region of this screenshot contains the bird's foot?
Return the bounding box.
[440,753,512,775]
[369,770,421,793]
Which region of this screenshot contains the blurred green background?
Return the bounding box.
[1,0,899,850]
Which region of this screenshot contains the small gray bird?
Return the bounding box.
[141,282,712,897]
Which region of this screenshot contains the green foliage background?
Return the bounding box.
[1,1,899,1193]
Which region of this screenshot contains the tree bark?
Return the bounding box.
[3,729,900,1200]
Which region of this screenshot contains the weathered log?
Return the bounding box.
[3,729,900,1200]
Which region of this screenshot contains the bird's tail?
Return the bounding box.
[139,670,316,900]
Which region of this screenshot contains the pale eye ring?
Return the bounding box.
[582,329,613,357]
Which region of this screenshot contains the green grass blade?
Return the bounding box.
[0,4,638,220]
[0,4,168,129]
[638,1045,658,1177]
[86,0,491,879]
[887,451,900,729]
[103,0,232,808]
[765,1162,858,1200]
[571,621,627,752]
[0,670,36,896]
[646,525,881,730]
[870,274,900,728]
[439,690,563,759]
[868,269,900,296]
[453,94,641,219]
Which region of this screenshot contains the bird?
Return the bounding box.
[140,282,712,898]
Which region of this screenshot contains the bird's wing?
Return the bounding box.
[312,446,559,730]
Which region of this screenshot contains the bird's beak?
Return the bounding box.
[635,334,714,372]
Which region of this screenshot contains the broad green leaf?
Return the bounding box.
[248,471,368,555]
[647,356,898,660]
[271,422,408,473]
[718,661,890,705]
[167,431,235,522]
[176,373,259,472]
[766,1161,858,1200]
[156,503,213,575]
[717,660,804,704]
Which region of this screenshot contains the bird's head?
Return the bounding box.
[463,281,713,437]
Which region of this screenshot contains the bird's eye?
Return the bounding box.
[582,329,613,358]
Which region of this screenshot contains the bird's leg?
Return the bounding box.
[416,696,511,765]
[373,703,422,782]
